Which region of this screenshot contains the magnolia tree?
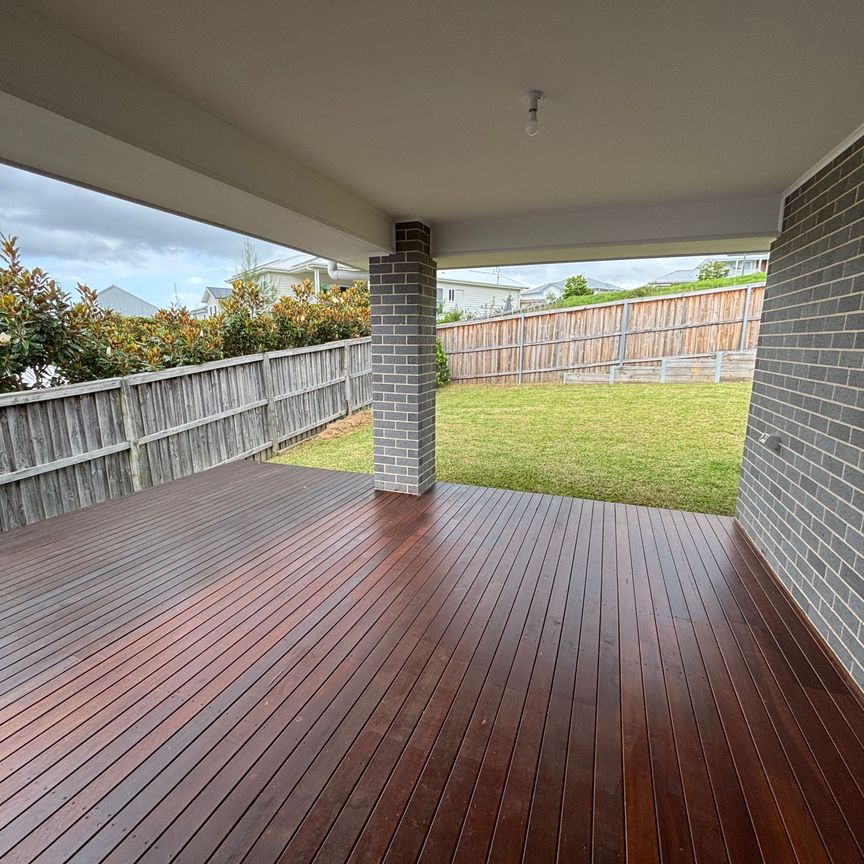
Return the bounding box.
[0,235,92,390]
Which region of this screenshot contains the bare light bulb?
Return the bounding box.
[525,90,543,137]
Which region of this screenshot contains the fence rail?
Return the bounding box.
[0,337,371,531]
[437,283,764,383]
[0,285,766,530]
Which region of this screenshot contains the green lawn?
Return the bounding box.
[271,383,752,514]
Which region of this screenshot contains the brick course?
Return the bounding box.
[737,133,864,688]
[369,221,437,493]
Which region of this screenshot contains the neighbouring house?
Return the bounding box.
[95,284,159,317]
[435,268,526,315]
[519,275,622,308]
[198,285,234,317]
[197,253,366,316]
[199,258,525,317]
[249,253,368,295]
[648,252,770,286]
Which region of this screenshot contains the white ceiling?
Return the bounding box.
[4,0,864,264]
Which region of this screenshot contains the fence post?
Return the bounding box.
[739,283,753,351]
[618,301,630,365]
[516,314,526,384]
[660,358,668,383]
[715,351,724,383]
[342,342,354,414]
[119,379,143,492]
[261,353,278,452]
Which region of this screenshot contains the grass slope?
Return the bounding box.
[271,383,752,515]
[553,271,765,309]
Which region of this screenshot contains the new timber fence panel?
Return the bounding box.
[0,337,372,531]
[437,283,764,383]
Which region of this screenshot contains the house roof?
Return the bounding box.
[647,268,699,285]
[698,253,770,264]
[437,269,528,290]
[95,285,159,317]
[243,253,367,280]
[253,252,319,274]
[521,276,622,299]
[201,285,233,302]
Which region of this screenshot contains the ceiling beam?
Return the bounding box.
[0,3,784,271]
[433,195,779,268]
[0,5,393,263]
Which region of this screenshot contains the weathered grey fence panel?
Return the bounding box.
[347,339,372,409]
[0,381,133,531]
[128,355,272,487]
[0,337,372,531]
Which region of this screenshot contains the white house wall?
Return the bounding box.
[266,269,357,295]
[437,281,521,315]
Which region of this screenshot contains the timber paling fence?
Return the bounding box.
[0,285,764,530]
[0,337,371,531]
[437,282,764,383]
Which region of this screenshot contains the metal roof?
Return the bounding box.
[96,285,159,317]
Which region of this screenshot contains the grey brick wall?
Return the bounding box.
[369,221,437,494]
[737,133,864,688]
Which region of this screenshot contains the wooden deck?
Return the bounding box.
[1,462,863,863]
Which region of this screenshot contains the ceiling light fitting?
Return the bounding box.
[525,90,543,137]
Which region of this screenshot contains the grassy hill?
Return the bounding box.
[553,271,765,309]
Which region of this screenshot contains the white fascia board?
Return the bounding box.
[0,6,393,261]
[433,195,779,269]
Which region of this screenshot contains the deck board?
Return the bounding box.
[1,461,863,863]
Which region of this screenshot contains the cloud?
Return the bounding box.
[0,162,750,305]
[171,289,206,308]
[0,163,295,305]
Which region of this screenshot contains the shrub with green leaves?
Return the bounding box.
[562,274,591,298]
[0,235,88,390]
[698,260,731,281]
[436,339,451,386]
[0,236,371,393]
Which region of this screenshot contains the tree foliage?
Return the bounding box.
[698,260,730,281]
[0,236,370,393]
[435,339,451,386]
[0,235,88,390]
[562,274,591,299]
[235,239,278,306]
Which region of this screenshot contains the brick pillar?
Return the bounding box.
[369,221,437,494]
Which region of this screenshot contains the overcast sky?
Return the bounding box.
[0,163,708,308]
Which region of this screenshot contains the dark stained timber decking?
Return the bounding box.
[0,462,863,863]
